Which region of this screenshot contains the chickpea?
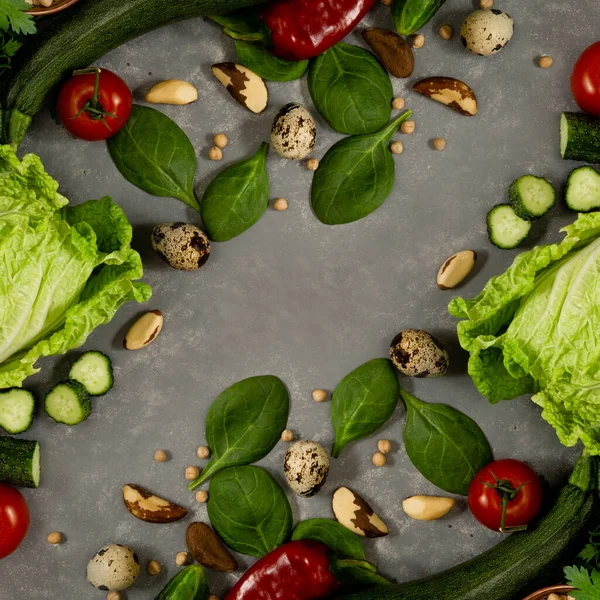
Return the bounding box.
[372,452,387,467]
[47,532,62,545]
[176,552,189,566]
[281,429,294,442]
[147,560,162,576]
[479,0,493,7]
[439,25,453,41]
[197,446,211,460]
[213,133,228,148]
[312,389,328,402]
[401,120,415,134]
[208,146,223,161]
[392,97,405,110]
[306,158,320,171]
[185,465,200,480]
[377,440,392,454]
[195,490,209,503]
[390,141,403,155]
[107,592,121,600]
[412,34,425,49]
[433,138,447,151]
[154,449,167,462]
[538,55,553,68]
[273,198,289,211]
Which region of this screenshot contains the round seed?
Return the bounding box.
[312,389,328,402]
[439,25,453,40]
[538,55,553,68]
[306,158,320,171]
[412,34,425,49]
[47,532,62,545]
[390,141,403,155]
[273,198,288,211]
[195,490,209,503]
[175,552,189,566]
[154,449,167,462]
[401,120,415,134]
[433,138,447,151]
[281,429,294,442]
[213,133,228,148]
[392,97,405,110]
[208,146,223,161]
[372,452,387,467]
[107,592,121,600]
[479,0,493,7]
[185,465,200,480]
[378,440,392,454]
[380,0,392,6]
[147,560,161,576]
[197,446,211,460]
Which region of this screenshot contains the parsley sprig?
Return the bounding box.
[0,0,35,74]
[565,528,600,600]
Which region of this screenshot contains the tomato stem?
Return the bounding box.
[482,472,530,533]
[70,68,120,129]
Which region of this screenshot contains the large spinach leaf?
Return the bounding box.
[208,466,292,557]
[308,43,393,135]
[107,105,198,210]
[402,389,493,495]
[235,40,308,81]
[311,111,412,225]
[188,375,288,489]
[331,358,400,458]
[200,142,269,241]
[292,519,365,560]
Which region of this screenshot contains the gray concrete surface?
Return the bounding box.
[1,0,596,597]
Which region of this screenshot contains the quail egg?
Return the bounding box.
[390,330,450,377]
[86,544,140,592]
[460,9,514,56]
[151,222,210,271]
[284,440,329,497]
[271,103,316,160]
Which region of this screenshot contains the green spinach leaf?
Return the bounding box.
[200,141,269,241]
[331,358,400,458]
[402,389,493,495]
[235,40,308,81]
[311,111,412,225]
[189,375,288,489]
[292,519,365,560]
[107,105,198,210]
[208,465,292,557]
[308,43,393,135]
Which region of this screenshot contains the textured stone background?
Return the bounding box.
[1,0,597,597]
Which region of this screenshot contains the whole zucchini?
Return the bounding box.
[392,0,447,36]
[341,454,599,600]
[0,0,265,148]
[154,565,209,600]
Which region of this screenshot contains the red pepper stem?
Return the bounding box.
[329,556,392,587]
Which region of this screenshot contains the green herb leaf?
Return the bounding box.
[200,141,269,241]
[107,105,198,210]
[292,519,366,560]
[331,358,400,458]
[402,389,493,495]
[208,465,292,557]
[311,111,411,225]
[565,566,600,600]
[189,375,288,489]
[235,40,308,81]
[308,43,393,135]
[0,0,36,35]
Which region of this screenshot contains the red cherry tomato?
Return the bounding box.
[57,68,132,141]
[0,483,30,559]
[571,41,600,116]
[468,459,543,532]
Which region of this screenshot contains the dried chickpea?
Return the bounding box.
[154,449,167,462]
[433,138,447,151]
[147,560,162,576]
[312,389,328,402]
[197,446,211,460]
[392,97,405,110]
[538,55,553,68]
[208,146,223,161]
[196,490,209,503]
[306,158,320,171]
[185,465,200,480]
[380,0,392,6]
[273,198,289,211]
[281,429,294,442]
[176,552,189,566]
[412,34,425,49]
[390,141,403,155]
[377,440,392,454]
[401,120,415,134]
[107,592,121,600]
[479,0,493,7]
[213,133,228,148]
[439,25,453,40]
[372,452,387,467]
[47,532,62,545]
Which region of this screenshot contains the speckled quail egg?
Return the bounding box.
[86,544,140,592]
[390,330,450,377]
[284,440,329,497]
[271,103,316,160]
[460,9,514,56]
[151,222,210,271]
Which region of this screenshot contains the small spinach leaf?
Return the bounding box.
[200,141,269,241]
[308,43,393,135]
[402,389,493,495]
[107,105,198,210]
[292,519,365,560]
[208,466,292,557]
[311,111,412,225]
[189,375,289,489]
[235,40,308,81]
[331,358,400,458]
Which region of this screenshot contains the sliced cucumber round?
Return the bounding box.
[509,175,555,220]
[69,351,113,396]
[565,165,600,212]
[487,204,532,250]
[45,380,91,426]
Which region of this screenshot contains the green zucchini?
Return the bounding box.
[0,388,35,434]
[392,0,447,36]
[154,565,209,600]
[0,437,40,488]
[560,112,600,163]
[565,165,600,212]
[0,0,266,148]
[508,175,556,220]
[341,454,599,600]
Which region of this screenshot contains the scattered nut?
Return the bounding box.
[197,446,211,460]
[439,25,454,40]
[185,466,200,480]
[362,28,414,78]
[284,440,329,497]
[437,250,477,290]
[479,0,493,7]
[145,80,198,105]
[211,63,268,114]
[390,141,403,154]
[123,483,187,523]
[401,120,415,134]
[187,522,238,572]
[151,223,210,271]
[312,389,328,402]
[433,138,447,151]
[154,449,167,462]
[195,490,209,503]
[213,133,228,148]
[412,34,425,49]
[175,552,189,566]
[392,97,405,110]
[273,198,288,211]
[372,452,387,467]
[390,330,450,377]
[107,592,121,600]
[306,157,319,171]
[147,560,161,576]
[413,77,477,117]
[380,0,392,6]
[403,495,456,521]
[281,429,294,442]
[538,55,553,68]
[208,146,223,161]
[378,440,392,454]
[271,103,316,160]
[124,310,163,350]
[47,531,62,545]
[332,487,389,537]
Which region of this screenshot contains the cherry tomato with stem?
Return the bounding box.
[57,68,132,141]
[0,483,30,559]
[468,459,543,532]
[571,41,600,116]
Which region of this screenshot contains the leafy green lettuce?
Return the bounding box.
[449,213,600,455]
[0,145,151,387]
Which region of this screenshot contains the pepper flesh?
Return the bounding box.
[260,0,378,61]
[225,540,341,600]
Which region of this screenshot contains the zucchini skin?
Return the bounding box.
[392,0,447,35]
[0,0,266,147]
[0,437,40,488]
[561,112,600,163]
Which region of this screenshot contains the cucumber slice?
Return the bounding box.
[487,205,532,249]
[560,112,600,163]
[0,437,40,488]
[0,388,35,434]
[509,175,555,220]
[69,351,113,396]
[44,380,91,426]
[565,166,600,212]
